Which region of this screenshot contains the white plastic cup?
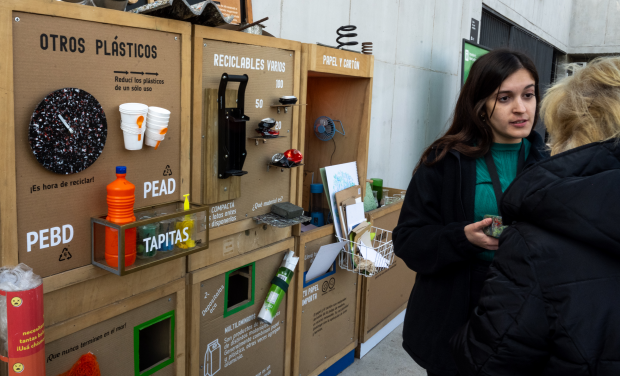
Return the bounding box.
[120,103,148,128]
[147,111,170,120]
[120,112,146,128]
[145,129,167,149]
[121,124,145,150]
[146,117,169,127]
[148,106,171,117]
[121,122,146,133]
[120,103,148,113]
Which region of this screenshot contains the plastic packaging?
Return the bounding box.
[105,166,137,268]
[257,251,299,325]
[136,215,159,259]
[0,263,44,375]
[176,194,196,250]
[310,184,327,227]
[371,178,384,205]
[158,216,176,252]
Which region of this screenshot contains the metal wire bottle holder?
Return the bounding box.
[337,226,395,277]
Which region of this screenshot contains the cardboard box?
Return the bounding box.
[357,196,416,346]
[297,44,374,215]
[44,278,186,376]
[292,225,361,376]
[186,238,296,376]
[0,2,192,282]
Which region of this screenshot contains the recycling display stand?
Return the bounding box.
[356,195,416,358]
[298,44,374,210]
[189,26,303,275]
[44,278,186,376]
[292,225,361,376]
[291,44,373,376]
[0,3,192,374]
[186,238,296,376]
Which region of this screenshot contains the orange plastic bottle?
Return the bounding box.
[105,166,137,268]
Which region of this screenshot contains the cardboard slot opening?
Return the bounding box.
[227,266,252,309]
[138,317,172,372]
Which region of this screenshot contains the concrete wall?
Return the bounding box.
[483,0,572,52]
[570,0,620,54]
[252,0,482,190]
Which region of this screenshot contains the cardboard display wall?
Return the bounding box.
[44,278,186,376]
[191,27,302,230]
[187,238,296,376]
[0,2,192,280]
[292,226,360,376]
[188,222,291,272]
[358,199,416,344]
[298,44,373,211]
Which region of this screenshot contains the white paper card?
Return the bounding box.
[306,241,348,282]
[325,162,359,239]
[359,239,390,269]
[301,224,318,233]
[345,202,366,235]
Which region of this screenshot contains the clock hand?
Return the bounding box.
[58,114,74,134]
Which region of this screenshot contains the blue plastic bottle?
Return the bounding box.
[310,184,326,227]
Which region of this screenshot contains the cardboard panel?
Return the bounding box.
[188,224,291,272]
[364,205,416,335]
[299,234,357,376]
[308,45,372,78]
[304,76,370,186]
[12,12,184,277]
[197,251,288,376]
[198,39,296,228]
[45,294,176,376]
[44,258,185,326]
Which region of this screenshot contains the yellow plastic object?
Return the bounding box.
[176,193,196,249]
[183,193,190,211]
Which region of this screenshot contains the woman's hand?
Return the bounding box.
[464,218,499,250]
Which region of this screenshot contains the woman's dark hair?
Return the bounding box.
[417,49,540,170]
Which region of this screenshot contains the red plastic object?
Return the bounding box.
[1,284,45,376]
[58,352,101,376]
[284,149,303,164]
[104,167,137,268]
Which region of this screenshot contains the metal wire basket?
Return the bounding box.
[337,227,395,277]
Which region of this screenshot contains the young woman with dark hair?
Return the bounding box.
[392,50,549,376]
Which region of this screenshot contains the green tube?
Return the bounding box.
[258,251,298,325]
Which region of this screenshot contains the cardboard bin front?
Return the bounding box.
[197,250,289,376]
[298,233,357,376]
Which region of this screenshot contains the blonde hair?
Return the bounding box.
[541,57,620,155]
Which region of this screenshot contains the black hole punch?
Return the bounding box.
[138,317,172,372]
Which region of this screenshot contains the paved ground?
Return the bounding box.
[339,323,427,376]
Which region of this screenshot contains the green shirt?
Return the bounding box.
[474,140,531,261]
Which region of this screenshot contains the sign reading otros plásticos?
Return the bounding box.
[39,33,159,59]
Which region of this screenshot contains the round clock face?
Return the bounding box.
[29,88,107,175]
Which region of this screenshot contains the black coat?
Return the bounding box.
[451,139,620,375]
[393,131,547,375]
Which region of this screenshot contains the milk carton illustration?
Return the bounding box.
[204,339,221,376]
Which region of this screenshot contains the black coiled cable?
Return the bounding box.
[336,25,358,49]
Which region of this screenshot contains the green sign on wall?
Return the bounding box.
[461,39,491,86]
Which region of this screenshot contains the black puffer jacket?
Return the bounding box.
[451,139,620,375]
[393,132,547,375]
